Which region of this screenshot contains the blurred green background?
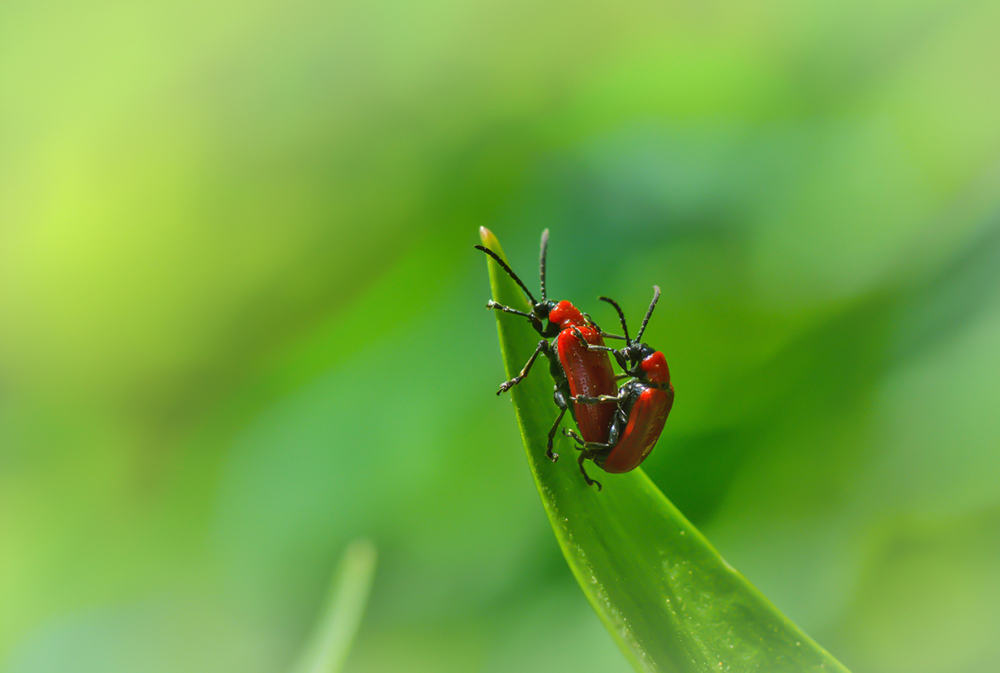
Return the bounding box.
[3,0,1000,671]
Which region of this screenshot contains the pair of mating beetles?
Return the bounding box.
[477,229,674,490]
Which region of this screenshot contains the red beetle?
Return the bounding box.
[563,287,674,489]
[476,229,618,461]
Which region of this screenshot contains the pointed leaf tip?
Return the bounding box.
[479,228,851,673]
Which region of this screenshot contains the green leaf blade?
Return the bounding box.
[289,540,377,673]
[480,228,850,673]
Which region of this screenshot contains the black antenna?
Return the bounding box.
[598,296,631,343]
[539,229,549,301]
[474,245,538,306]
[635,286,661,343]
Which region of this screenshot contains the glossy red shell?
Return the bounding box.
[556,325,617,444]
[640,351,670,385]
[548,300,586,330]
[602,383,674,473]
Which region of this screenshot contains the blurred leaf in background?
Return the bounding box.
[2,0,999,672]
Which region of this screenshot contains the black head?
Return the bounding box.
[599,286,661,374]
[476,229,559,336]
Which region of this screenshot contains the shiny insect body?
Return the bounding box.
[476,229,618,461]
[563,287,674,489]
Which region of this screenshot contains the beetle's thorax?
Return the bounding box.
[548,300,586,330]
[640,350,670,386]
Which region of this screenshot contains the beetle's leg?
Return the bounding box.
[547,386,574,462]
[582,314,627,341]
[564,430,605,490]
[497,339,549,395]
[485,299,531,318]
[581,312,606,333]
[486,300,543,333]
[570,326,616,352]
[562,427,611,451]
[571,393,624,405]
[577,451,602,490]
[544,405,566,462]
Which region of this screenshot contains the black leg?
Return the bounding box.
[487,300,543,333]
[572,393,623,405]
[497,339,548,395]
[582,314,626,342]
[486,299,531,319]
[563,429,606,490]
[577,452,602,490]
[570,327,616,353]
[545,406,566,462]
[562,427,611,451]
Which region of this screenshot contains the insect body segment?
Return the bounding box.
[564,286,674,489]
[476,230,618,461]
[600,377,673,473]
[557,323,617,444]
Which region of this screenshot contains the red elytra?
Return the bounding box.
[601,375,674,473]
[557,323,617,444]
[563,287,674,489]
[476,230,619,458]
